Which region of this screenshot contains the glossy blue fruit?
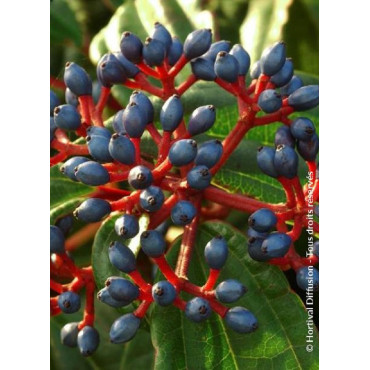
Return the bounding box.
[86,134,112,162]
[128,165,153,189]
[92,81,101,104]
[261,232,292,258]
[195,140,223,168]
[186,165,212,190]
[143,37,166,67]
[296,266,319,291]
[260,41,286,76]
[190,57,216,81]
[250,60,261,79]
[215,279,247,303]
[54,104,81,130]
[184,29,212,60]
[50,225,65,254]
[214,51,239,83]
[204,236,228,269]
[56,215,74,236]
[248,237,270,262]
[140,186,165,212]
[50,117,57,142]
[75,161,110,186]
[122,102,147,138]
[168,36,183,66]
[64,62,92,96]
[105,277,139,301]
[152,22,172,52]
[280,75,303,96]
[109,241,136,273]
[313,241,319,257]
[77,326,100,357]
[60,322,79,347]
[112,109,126,134]
[50,90,60,116]
[110,313,141,344]
[248,208,277,232]
[290,117,315,141]
[230,44,250,75]
[258,89,282,113]
[185,297,212,322]
[224,307,258,333]
[140,230,166,257]
[188,105,216,136]
[288,85,319,111]
[160,95,184,132]
[275,125,296,148]
[202,40,231,61]
[274,145,298,179]
[97,287,130,308]
[257,146,278,178]
[120,31,143,64]
[297,134,319,161]
[97,53,127,87]
[113,52,140,78]
[60,156,89,181]
[270,58,294,87]
[86,126,112,139]
[108,133,135,164]
[58,291,81,314]
[152,281,177,306]
[171,200,197,226]
[247,227,268,240]
[168,139,197,166]
[129,91,154,124]
[114,214,139,239]
[74,198,111,223]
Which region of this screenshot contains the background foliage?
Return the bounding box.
[50,0,319,368]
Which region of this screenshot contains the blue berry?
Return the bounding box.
[247,227,268,240]
[86,126,112,140]
[275,125,296,148]
[140,230,166,257]
[258,89,282,113]
[60,156,89,181]
[224,307,258,333]
[290,117,315,141]
[50,225,65,254]
[190,57,216,81]
[257,146,278,178]
[110,313,141,344]
[296,266,319,291]
[270,58,294,87]
[115,214,139,239]
[183,29,212,60]
[185,297,212,323]
[97,53,127,87]
[112,109,126,134]
[105,277,139,301]
[248,237,270,262]
[50,90,60,116]
[195,140,223,168]
[128,165,153,189]
[152,22,172,52]
[261,232,292,258]
[113,52,140,78]
[313,241,319,257]
[75,161,110,186]
[168,139,197,166]
[187,105,216,136]
[214,51,239,83]
[260,41,286,76]
[143,37,166,67]
[97,287,130,308]
[122,102,147,138]
[186,165,212,190]
[168,36,183,66]
[77,326,100,357]
[160,95,184,132]
[314,205,319,217]
[56,215,74,236]
[297,134,319,161]
[248,208,277,232]
[60,322,79,347]
[215,279,247,303]
[74,198,111,223]
[58,291,81,314]
[92,81,101,104]
[288,85,319,111]
[109,241,136,273]
[86,134,112,162]
[120,31,143,64]
[280,75,303,96]
[152,281,177,306]
[129,91,154,124]
[230,44,250,75]
[64,62,92,96]
[140,186,165,212]
[274,145,298,179]
[53,104,81,130]
[202,40,231,61]
[108,133,135,164]
[250,60,261,79]
[204,236,228,269]
[50,117,57,142]
[171,201,197,226]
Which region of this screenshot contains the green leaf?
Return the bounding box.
[50,197,84,225]
[50,165,93,209]
[151,221,319,369]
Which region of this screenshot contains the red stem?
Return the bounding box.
[168,54,188,78]
[202,269,220,291]
[146,123,162,145]
[152,256,179,286]
[134,300,152,319]
[176,75,198,96]
[96,86,111,116]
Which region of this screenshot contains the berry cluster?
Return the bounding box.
[50,22,319,357]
